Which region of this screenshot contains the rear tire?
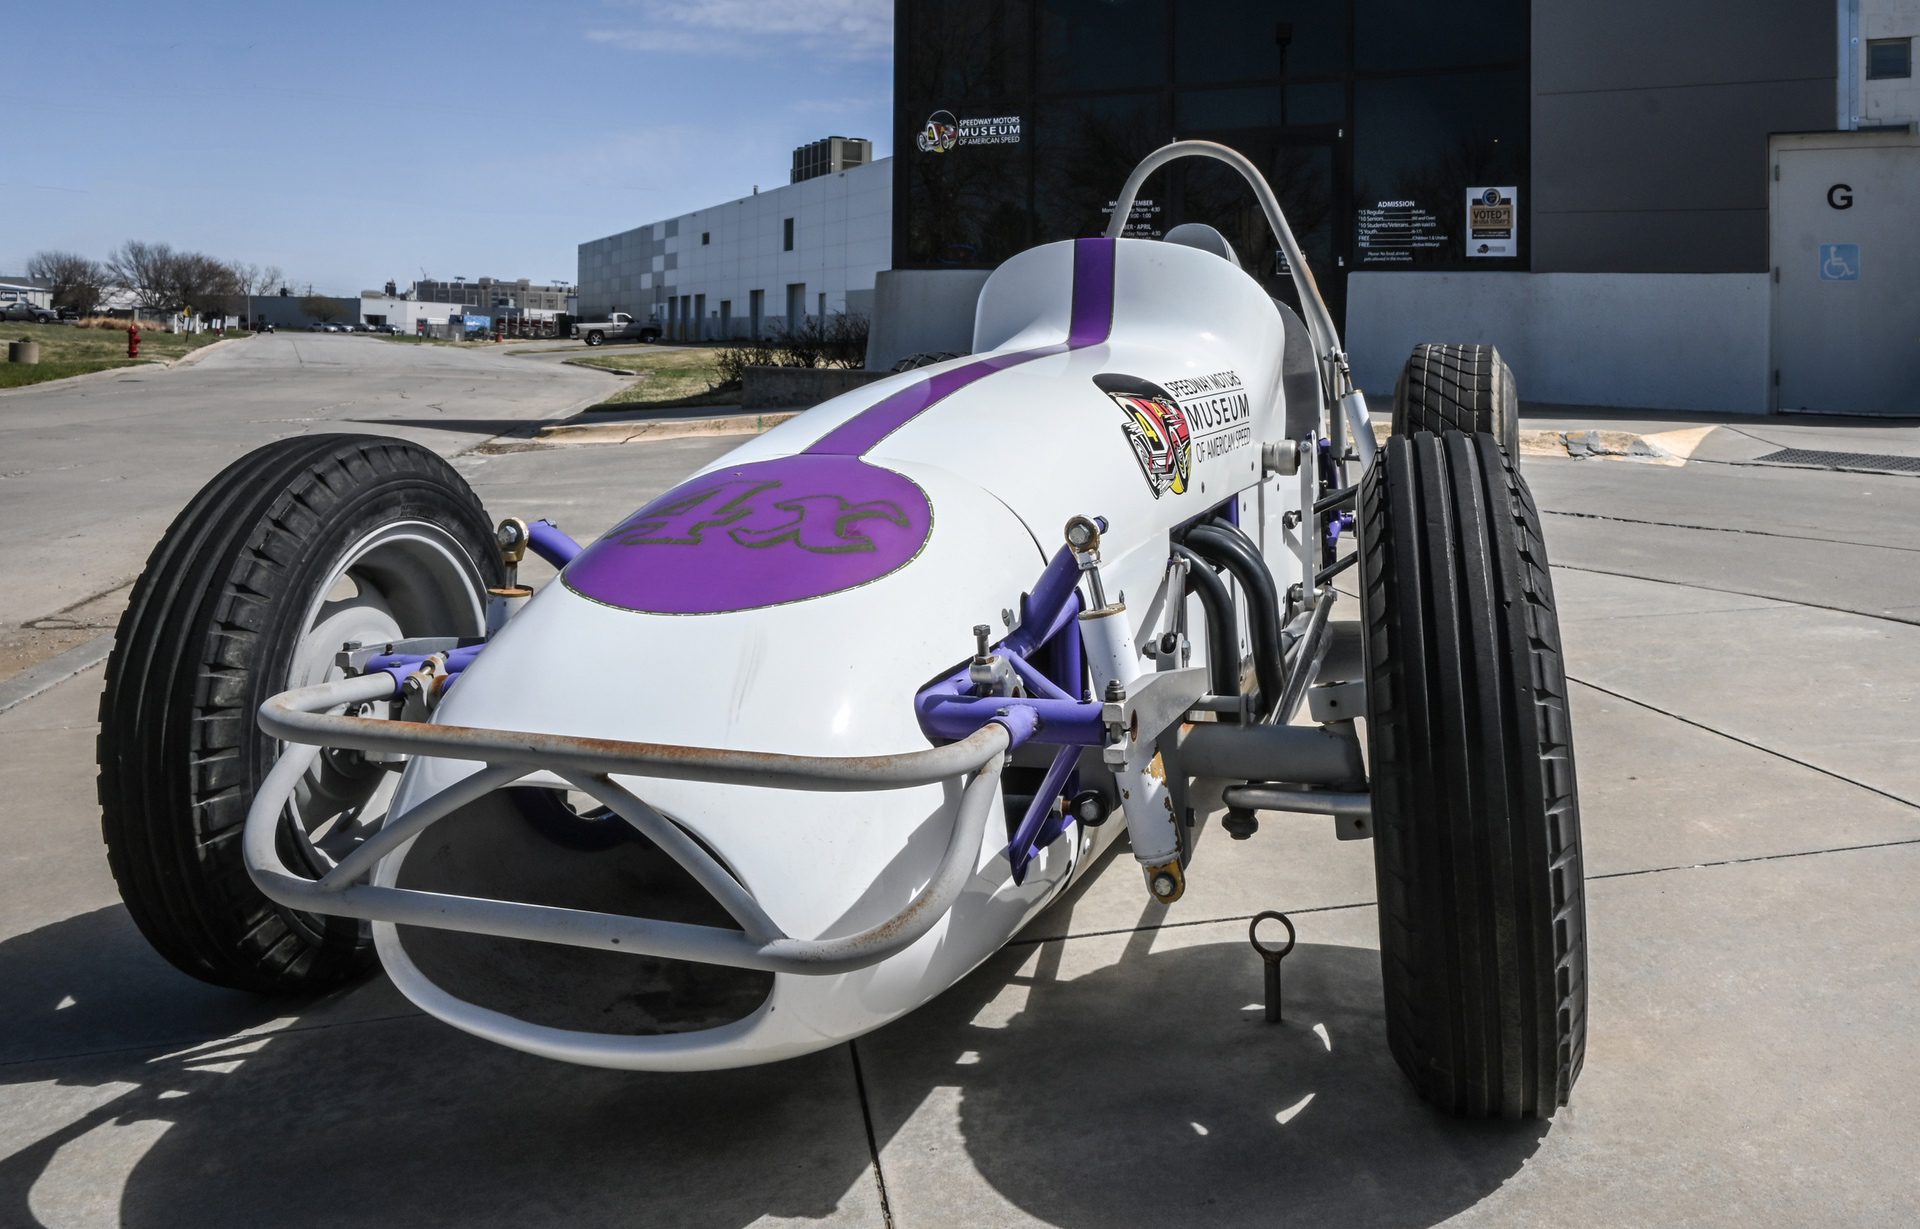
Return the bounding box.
[1358,431,1587,1119]
[586,330,604,346]
[97,435,502,994]
[1391,343,1519,456]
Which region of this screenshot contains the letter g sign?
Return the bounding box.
[1828,183,1854,210]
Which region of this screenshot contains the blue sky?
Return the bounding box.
[1,1,892,293]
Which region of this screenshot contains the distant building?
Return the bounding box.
[577,144,890,342]
[410,277,570,316]
[0,279,55,311]
[791,136,873,184]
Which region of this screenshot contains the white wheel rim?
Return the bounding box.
[282,519,486,874]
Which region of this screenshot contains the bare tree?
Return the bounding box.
[26,250,110,316]
[105,240,178,311]
[232,262,286,297]
[170,253,241,318]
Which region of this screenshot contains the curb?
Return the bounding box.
[1518,428,1682,465]
[0,633,113,715]
[537,410,799,445]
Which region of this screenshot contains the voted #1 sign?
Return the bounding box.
[1466,186,1517,258]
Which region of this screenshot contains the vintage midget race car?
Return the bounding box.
[97,143,1587,1120]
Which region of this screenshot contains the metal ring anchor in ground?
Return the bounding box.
[1249,909,1297,1023]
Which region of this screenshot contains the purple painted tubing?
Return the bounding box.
[988,704,1042,751]
[1003,545,1083,657]
[1323,509,1355,550]
[1007,743,1079,884]
[917,694,1107,747]
[527,519,582,567]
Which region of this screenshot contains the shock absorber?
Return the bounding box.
[1067,515,1185,904]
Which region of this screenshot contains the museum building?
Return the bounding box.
[881,0,1918,414]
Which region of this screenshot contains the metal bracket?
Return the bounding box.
[1100,666,1210,769]
[1307,679,1365,724]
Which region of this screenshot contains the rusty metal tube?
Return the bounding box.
[260,674,1015,791]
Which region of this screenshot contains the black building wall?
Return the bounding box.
[1531,0,1837,273]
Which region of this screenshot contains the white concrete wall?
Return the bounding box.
[357,298,466,327]
[862,269,991,371]
[578,159,891,339]
[1346,272,1772,413]
[1862,0,1920,125]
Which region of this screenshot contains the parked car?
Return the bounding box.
[1,301,58,324]
[570,311,662,345]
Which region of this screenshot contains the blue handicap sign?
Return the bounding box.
[1819,244,1860,282]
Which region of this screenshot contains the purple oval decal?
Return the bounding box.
[562,455,933,615]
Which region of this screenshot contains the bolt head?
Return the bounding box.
[1150,871,1178,899]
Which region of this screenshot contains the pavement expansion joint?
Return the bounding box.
[1587,836,1920,884]
[847,1041,897,1229]
[1550,562,1920,629]
[1568,676,1918,812]
[1542,509,1920,555]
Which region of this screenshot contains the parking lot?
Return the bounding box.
[1,341,1916,1226]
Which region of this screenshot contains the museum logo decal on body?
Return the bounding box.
[1096,371,1252,499]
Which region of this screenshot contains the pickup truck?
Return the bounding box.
[570,312,662,346]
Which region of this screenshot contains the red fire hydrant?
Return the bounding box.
[127,323,140,359]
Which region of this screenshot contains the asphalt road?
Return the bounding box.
[0,334,620,677]
[0,397,1916,1226]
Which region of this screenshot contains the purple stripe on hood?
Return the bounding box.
[560,238,1117,616]
[805,237,1116,456]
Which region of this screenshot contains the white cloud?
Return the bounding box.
[589,0,892,61]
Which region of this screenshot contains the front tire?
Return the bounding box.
[1391,343,1520,456]
[97,435,502,994]
[1358,431,1588,1119]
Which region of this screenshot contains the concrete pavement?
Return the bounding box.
[0,334,623,688]
[0,405,1916,1226]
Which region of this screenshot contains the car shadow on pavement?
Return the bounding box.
[0,907,874,1228]
[0,898,1547,1229]
[343,417,557,439]
[857,914,1550,1229]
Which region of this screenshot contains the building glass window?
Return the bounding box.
[896,0,1531,318]
[1175,1,1347,84]
[1037,0,1167,93]
[702,231,711,245]
[1354,0,1528,71]
[1352,69,1527,270]
[1867,38,1912,79]
[783,218,795,250]
[907,2,1033,106]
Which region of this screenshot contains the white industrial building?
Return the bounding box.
[576,155,890,342]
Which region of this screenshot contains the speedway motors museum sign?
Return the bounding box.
[917,110,1023,153]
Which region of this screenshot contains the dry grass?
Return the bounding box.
[0,322,241,389]
[568,346,734,410]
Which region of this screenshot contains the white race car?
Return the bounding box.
[98,143,1586,1119]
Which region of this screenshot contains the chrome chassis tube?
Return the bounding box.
[243,674,1013,977]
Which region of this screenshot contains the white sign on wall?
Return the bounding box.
[1466,186,1518,258]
